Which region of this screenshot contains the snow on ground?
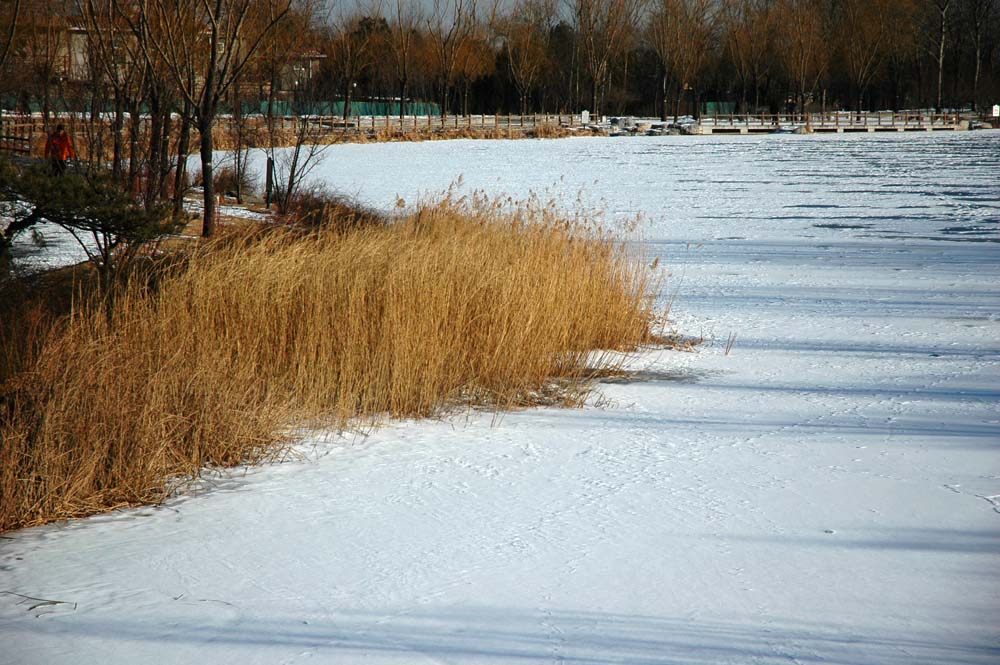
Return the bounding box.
[3,222,91,275]
[3,132,999,664]
[4,193,269,277]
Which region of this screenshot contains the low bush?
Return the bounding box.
[212,164,257,199]
[0,195,658,531]
[286,185,388,233]
[527,125,579,139]
[192,164,257,199]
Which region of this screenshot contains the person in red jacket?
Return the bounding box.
[44,124,76,175]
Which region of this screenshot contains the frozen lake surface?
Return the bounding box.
[3,132,999,664]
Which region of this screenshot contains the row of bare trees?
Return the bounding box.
[5,0,999,124]
[1,0,301,235]
[599,0,1000,119]
[318,0,1000,120]
[2,0,999,232]
[319,0,999,120]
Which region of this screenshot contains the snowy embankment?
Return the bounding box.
[2,132,999,664]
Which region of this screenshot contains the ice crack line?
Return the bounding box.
[978,495,1000,514]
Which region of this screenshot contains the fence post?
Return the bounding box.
[265,157,274,207]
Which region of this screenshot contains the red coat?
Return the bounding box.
[45,131,76,161]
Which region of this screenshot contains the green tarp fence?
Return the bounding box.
[2,97,441,117]
[702,102,737,115]
[251,100,440,117]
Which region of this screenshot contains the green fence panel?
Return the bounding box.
[702,101,736,116]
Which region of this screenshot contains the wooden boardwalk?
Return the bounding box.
[0,110,983,158]
[694,112,969,134]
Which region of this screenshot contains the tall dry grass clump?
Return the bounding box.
[0,196,657,531]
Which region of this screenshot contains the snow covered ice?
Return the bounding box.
[2,132,999,664]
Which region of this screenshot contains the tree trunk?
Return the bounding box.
[280,139,302,215]
[147,93,162,207]
[659,68,668,122]
[112,90,124,181]
[914,51,925,108]
[158,109,171,201]
[343,77,353,123]
[173,100,192,221]
[199,115,216,237]
[127,103,141,198]
[936,10,947,112]
[444,81,452,124]
[973,40,982,111]
[398,76,408,122]
[42,74,50,129]
[87,87,102,170]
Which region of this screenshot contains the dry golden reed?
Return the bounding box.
[213,122,585,148]
[0,196,657,531]
[341,124,584,143]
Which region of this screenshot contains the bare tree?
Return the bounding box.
[82,1,148,183]
[775,0,828,117]
[272,112,327,215]
[882,0,920,110]
[133,0,292,237]
[329,2,385,122]
[541,19,578,112]
[256,2,311,141]
[454,15,494,114]
[247,3,329,214]
[722,0,776,113]
[572,0,647,116]
[497,0,555,116]
[20,0,72,126]
[648,0,716,121]
[833,0,893,113]
[925,0,954,111]
[0,0,21,72]
[961,0,998,110]
[425,0,479,121]
[386,0,422,122]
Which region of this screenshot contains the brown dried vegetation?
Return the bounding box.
[0,195,658,532]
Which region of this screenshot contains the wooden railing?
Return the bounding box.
[268,113,585,133]
[0,116,38,155]
[701,112,965,129]
[0,110,976,158]
[0,113,591,157]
